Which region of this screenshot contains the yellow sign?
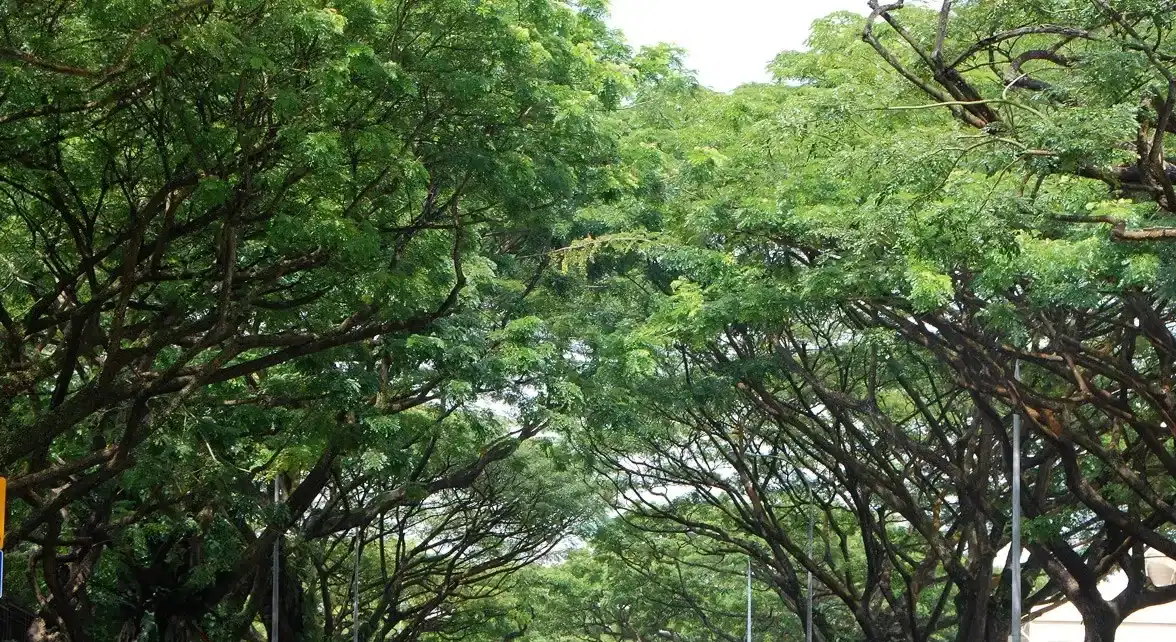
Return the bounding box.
[0,476,6,549]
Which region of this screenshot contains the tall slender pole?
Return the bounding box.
[795,472,814,642]
[746,455,821,642]
[1010,359,1022,642]
[806,495,813,642]
[272,477,280,642]
[353,528,363,642]
[746,557,753,642]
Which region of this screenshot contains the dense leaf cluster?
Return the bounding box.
[6,2,1176,642]
[560,3,1176,642]
[0,0,627,639]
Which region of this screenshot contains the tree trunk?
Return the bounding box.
[1082,618,1117,642]
[1078,605,1118,642]
[158,615,196,642]
[953,580,999,642]
[115,617,141,642]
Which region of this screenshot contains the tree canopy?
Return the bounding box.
[3,2,1176,642]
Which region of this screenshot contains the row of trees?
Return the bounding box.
[4,1,1176,642]
[558,2,1176,642]
[0,0,627,639]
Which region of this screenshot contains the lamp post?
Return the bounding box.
[746,558,753,642]
[353,527,363,642]
[798,473,813,642]
[272,477,280,642]
[1011,359,1023,642]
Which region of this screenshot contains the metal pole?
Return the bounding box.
[272,477,280,642]
[806,483,813,642]
[1011,359,1022,642]
[746,557,753,642]
[353,528,363,642]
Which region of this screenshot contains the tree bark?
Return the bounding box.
[1077,604,1118,642]
[952,579,1011,642]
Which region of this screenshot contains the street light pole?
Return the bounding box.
[801,476,813,642]
[746,557,753,642]
[353,527,363,642]
[1011,359,1023,642]
[272,477,280,642]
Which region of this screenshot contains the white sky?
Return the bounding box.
[607,0,869,92]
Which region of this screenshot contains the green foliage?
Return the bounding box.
[0,0,630,638]
[8,2,1176,642]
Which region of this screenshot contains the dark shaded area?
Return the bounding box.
[0,600,34,642]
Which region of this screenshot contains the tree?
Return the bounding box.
[9,2,1176,641]
[555,4,1176,641]
[491,520,779,642]
[856,3,1176,639]
[0,0,628,639]
[311,441,602,642]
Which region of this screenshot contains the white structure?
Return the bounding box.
[1021,551,1176,642]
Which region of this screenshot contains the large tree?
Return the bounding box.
[0,0,628,639]
[557,4,1176,642]
[857,3,1176,638]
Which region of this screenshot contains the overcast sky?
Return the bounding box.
[607,0,868,92]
